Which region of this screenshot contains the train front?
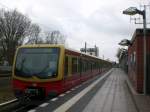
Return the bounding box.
[12,45,64,100]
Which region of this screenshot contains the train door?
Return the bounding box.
[63,55,69,90]
[64,56,68,78]
[79,58,82,75]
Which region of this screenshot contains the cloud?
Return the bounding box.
[0,0,150,61]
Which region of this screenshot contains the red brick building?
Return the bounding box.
[128,28,150,94]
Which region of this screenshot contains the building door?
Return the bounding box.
[146,54,150,94]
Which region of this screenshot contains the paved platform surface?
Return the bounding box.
[83,68,138,112]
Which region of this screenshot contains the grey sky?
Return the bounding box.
[0,0,149,61]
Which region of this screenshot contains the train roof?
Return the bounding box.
[65,47,102,60]
[65,46,111,63]
[18,44,111,63]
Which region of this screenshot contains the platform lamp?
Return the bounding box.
[119,39,131,46]
[123,7,147,95]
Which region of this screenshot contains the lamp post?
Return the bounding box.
[123,6,147,94]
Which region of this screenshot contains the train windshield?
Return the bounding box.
[15,48,59,79]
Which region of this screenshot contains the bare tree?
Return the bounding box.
[116,48,122,59]
[0,9,31,65]
[116,48,127,61]
[26,23,42,44]
[0,39,3,64]
[45,30,66,44]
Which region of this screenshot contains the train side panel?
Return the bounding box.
[12,45,112,101]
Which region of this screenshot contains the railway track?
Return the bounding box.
[0,97,54,112]
[0,99,17,107]
[12,104,38,112]
[0,99,19,112]
[0,99,30,112]
[0,100,38,112]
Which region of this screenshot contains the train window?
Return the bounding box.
[90,62,92,71]
[82,59,86,73]
[95,62,97,69]
[85,61,88,71]
[84,60,86,72]
[94,62,96,69]
[78,58,82,74]
[79,58,84,73]
[87,61,89,71]
[96,62,98,69]
[88,62,91,71]
[72,57,78,74]
[64,56,68,77]
[81,59,84,72]
[92,62,95,70]
[15,48,60,79]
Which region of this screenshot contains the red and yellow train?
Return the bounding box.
[12,45,111,100]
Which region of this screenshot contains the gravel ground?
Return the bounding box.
[0,77,15,104]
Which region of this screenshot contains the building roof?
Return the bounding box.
[130,28,150,44]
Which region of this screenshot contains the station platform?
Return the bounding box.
[83,68,137,112]
[82,68,150,112]
[28,68,150,112]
